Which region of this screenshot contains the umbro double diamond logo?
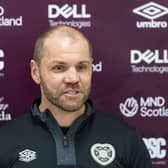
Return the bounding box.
[19,149,37,163]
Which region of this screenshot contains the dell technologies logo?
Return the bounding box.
[133,2,168,28]
[48,4,91,28]
[48,4,91,19]
[131,49,168,64]
[130,49,168,74]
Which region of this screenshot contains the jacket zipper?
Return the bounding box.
[63,136,68,146]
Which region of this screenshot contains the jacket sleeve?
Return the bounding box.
[0,129,18,168]
[127,128,152,168]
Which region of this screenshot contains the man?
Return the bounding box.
[0,25,152,168]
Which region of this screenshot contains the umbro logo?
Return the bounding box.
[132,2,168,28]
[19,149,37,163]
[133,2,168,20]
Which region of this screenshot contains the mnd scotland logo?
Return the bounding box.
[48,4,91,29]
[0,6,23,27]
[130,49,168,74]
[120,97,168,118]
[0,97,11,121]
[133,2,168,28]
[120,97,138,117]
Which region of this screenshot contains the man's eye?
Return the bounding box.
[78,65,86,70]
[77,64,90,71]
[53,65,65,72]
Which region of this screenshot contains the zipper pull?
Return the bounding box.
[63,136,68,146]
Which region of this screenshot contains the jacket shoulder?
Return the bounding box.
[93,112,135,133]
[0,112,32,133]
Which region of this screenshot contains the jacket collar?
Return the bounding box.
[31,98,95,127]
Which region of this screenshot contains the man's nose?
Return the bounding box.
[63,67,80,84]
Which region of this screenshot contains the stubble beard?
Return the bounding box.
[40,77,91,113]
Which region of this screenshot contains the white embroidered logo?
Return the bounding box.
[19,149,37,163]
[91,143,116,166]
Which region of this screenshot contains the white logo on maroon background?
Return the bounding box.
[0,97,11,121]
[133,2,168,28]
[120,97,138,117]
[0,6,23,27]
[120,97,168,118]
[143,137,167,159]
[133,2,168,20]
[48,4,91,29]
[48,4,91,19]
[0,49,4,76]
[130,49,168,74]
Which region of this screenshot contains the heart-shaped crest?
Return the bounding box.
[90,143,116,166]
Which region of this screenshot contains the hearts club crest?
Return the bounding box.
[91,143,116,166]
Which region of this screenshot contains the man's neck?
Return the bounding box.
[39,102,85,127]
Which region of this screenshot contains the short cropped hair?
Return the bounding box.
[33,25,92,64]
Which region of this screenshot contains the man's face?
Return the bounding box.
[38,35,92,112]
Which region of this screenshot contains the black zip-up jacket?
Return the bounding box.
[0,99,152,168]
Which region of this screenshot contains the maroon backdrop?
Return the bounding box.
[0,0,168,167]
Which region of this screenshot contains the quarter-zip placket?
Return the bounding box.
[46,108,93,167]
[32,99,94,167]
[45,114,77,166]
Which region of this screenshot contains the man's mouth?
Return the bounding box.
[63,90,81,97]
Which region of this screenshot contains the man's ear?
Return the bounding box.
[30,59,41,84]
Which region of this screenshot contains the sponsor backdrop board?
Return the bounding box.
[0,0,168,167]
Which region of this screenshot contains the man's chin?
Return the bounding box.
[61,103,84,112]
[49,95,88,112]
[59,96,86,112]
